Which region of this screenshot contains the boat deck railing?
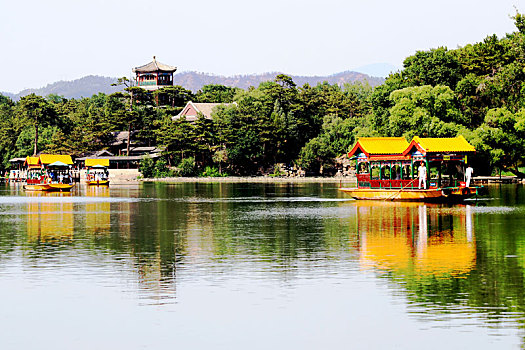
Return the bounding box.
[357,174,462,189]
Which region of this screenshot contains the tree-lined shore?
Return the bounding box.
[1,12,524,177]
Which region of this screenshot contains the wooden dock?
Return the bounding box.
[473,176,519,184]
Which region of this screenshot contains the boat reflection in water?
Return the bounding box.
[84,185,111,235]
[24,186,174,303]
[353,201,475,278]
[26,191,74,242]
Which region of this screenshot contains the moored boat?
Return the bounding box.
[85,158,110,186]
[339,136,485,202]
[23,155,75,192]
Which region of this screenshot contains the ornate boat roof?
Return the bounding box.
[348,137,410,158]
[39,154,74,165]
[403,135,476,155]
[24,156,40,167]
[348,135,476,160]
[85,158,109,167]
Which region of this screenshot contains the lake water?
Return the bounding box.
[1,182,525,349]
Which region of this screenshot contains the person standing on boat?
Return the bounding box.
[465,165,474,187]
[418,162,427,189]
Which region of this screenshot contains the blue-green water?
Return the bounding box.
[1,182,525,349]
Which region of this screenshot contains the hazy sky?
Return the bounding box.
[0,0,520,93]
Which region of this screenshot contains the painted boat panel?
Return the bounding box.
[24,183,74,192]
[339,188,444,201]
[24,184,52,191]
[339,186,480,202]
[47,183,74,192]
[86,180,110,186]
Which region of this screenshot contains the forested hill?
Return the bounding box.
[172,71,385,92]
[1,76,122,101]
[1,71,385,100]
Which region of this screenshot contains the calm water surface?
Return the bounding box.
[1,182,525,349]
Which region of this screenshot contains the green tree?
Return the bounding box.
[153,85,194,107]
[475,107,525,177]
[14,126,60,158]
[0,95,19,169]
[139,156,155,178]
[455,35,512,77]
[155,116,197,165]
[195,84,239,103]
[296,115,365,174]
[368,72,407,136]
[15,94,57,156]
[107,89,146,156]
[388,85,464,139]
[402,47,463,89]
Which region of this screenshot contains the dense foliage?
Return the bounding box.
[1,12,525,177]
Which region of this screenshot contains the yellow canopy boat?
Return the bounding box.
[85,158,110,186]
[24,155,75,192]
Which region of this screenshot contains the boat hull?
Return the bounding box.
[24,183,74,192]
[339,186,478,202]
[86,180,110,186]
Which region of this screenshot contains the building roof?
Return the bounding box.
[348,137,410,158]
[94,150,114,157]
[403,135,476,155]
[125,146,162,152]
[173,101,234,121]
[39,154,74,165]
[85,159,110,167]
[108,131,138,146]
[132,56,177,73]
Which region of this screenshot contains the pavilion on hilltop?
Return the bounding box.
[132,56,177,91]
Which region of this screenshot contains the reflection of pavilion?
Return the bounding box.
[354,202,475,277]
[26,193,74,242]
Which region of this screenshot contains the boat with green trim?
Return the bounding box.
[339,136,485,202]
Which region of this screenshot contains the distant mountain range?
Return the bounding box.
[1,71,386,101]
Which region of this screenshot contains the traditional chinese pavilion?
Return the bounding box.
[132,56,177,91]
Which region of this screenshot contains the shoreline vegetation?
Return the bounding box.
[139,176,356,184]
[1,13,525,179]
[136,175,520,184]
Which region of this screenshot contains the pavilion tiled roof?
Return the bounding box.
[132,56,177,73]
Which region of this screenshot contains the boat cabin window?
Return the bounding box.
[357,162,369,174]
[381,164,391,179]
[402,164,412,179]
[370,162,381,180]
[391,163,402,180]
